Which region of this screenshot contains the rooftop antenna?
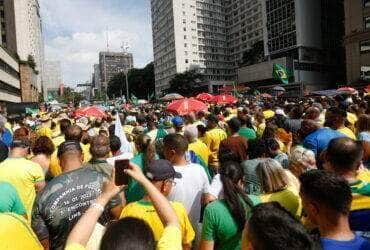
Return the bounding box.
[106,26,110,52]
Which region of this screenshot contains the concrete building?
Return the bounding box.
[0,46,21,102]
[99,51,133,90]
[238,0,345,92]
[151,0,237,96]
[344,0,370,84]
[225,0,264,69]
[43,61,62,101]
[92,64,101,90]
[0,0,44,101]
[13,0,44,93]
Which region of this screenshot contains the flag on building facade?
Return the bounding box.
[273,64,290,85]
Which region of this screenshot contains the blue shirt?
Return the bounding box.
[303,128,346,157]
[0,128,12,147]
[358,131,370,142]
[321,235,370,250]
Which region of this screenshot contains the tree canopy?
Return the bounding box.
[107,62,155,100]
[167,70,204,97]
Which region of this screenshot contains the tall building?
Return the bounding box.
[225,0,264,68]
[0,0,20,103]
[238,0,345,93]
[13,0,44,92]
[43,61,62,101]
[99,51,134,90]
[92,64,101,90]
[0,0,44,102]
[151,0,236,96]
[0,47,21,103]
[344,0,370,84]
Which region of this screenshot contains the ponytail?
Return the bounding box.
[135,134,156,171]
[220,161,253,231]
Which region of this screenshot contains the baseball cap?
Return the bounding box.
[57,140,82,157]
[146,159,182,181]
[172,116,184,127]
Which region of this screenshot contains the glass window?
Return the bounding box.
[361,66,370,79]
[365,17,370,29]
[360,40,370,53]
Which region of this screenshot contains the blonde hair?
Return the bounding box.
[289,146,316,178]
[256,159,288,193]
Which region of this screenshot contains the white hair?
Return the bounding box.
[184,125,198,142]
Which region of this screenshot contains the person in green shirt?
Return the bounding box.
[0,181,26,216]
[200,161,258,250]
[125,134,157,203]
[238,115,257,141]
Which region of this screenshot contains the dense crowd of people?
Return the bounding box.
[0,93,370,250]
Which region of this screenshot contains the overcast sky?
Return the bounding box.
[39,0,153,87]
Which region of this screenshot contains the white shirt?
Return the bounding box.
[106,153,133,167]
[168,163,210,230]
[208,174,223,199]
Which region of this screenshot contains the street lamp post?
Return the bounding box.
[125,69,129,101]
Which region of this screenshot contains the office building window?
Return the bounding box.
[360,40,370,53]
[365,0,370,7]
[365,17,370,29]
[361,66,370,79]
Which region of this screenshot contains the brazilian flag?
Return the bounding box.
[273,64,290,85]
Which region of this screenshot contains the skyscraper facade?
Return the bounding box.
[99,51,134,90]
[13,0,44,92]
[43,61,62,101]
[344,0,370,83]
[151,0,269,96]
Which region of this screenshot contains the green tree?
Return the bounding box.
[167,70,203,97]
[107,62,155,100]
[58,87,85,105]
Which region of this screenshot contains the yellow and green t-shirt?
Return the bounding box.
[259,187,302,219]
[120,200,195,245]
[65,225,182,250]
[0,158,44,221]
[0,213,42,250]
[189,139,210,166]
[337,127,356,140]
[204,128,227,168]
[350,180,370,211]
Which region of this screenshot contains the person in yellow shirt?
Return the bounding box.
[0,213,43,250]
[52,119,72,147]
[0,139,45,221]
[37,115,52,139]
[120,160,194,248]
[204,114,227,170]
[254,112,266,139]
[65,162,182,250]
[184,125,210,166]
[325,107,356,140]
[49,125,91,177]
[256,159,302,219]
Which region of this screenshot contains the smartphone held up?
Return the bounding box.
[114,159,130,185]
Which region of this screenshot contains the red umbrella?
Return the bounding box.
[196,93,214,102]
[365,84,370,93]
[213,94,238,104]
[337,87,357,94]
[260,93,272,98]
[166,98,208,115]
[74,106,106,119]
